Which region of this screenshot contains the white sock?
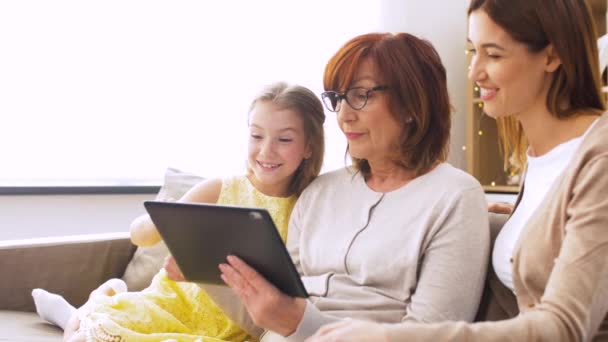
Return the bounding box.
[31,288,76,329]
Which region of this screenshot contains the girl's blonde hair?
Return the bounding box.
[248,82,325,195]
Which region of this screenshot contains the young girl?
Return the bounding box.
[33,81,326,342]
[308,0,608,341]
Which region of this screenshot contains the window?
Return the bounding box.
[0,1,381,185]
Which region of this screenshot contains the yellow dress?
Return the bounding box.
[78,176,297,342]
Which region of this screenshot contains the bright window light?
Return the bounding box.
[0,1,381,185]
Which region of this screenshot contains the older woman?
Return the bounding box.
[166,32,490,341]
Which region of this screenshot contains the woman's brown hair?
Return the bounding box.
[469,0,605,170]
[248,82,325,195]
[323,33,451,177]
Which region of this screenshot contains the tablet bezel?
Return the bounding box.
[144,200,308,298]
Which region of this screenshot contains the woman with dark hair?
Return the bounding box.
[166,32,490,341]
[308,0,608,341]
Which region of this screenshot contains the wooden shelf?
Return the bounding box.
[482,185,519,194]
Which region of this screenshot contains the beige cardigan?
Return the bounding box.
[383,114,608,341]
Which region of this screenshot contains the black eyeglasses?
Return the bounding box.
[321,86,388,112]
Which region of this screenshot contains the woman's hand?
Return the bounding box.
[306,319,389,342]
[164,255,186,282]
[488,202,514,214]
[219,255,306,336]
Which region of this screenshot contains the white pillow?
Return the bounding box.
[121,167,205,291]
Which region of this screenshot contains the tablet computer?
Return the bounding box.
[144,200,308,298]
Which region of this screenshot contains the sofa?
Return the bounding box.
[0,167,510,341]
[0,232,139,341]
[0,168,204,341]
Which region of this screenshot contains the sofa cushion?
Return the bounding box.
[121,167,205,291]
[155,167,206,202]
[0,310,62,341]
[0,233,134,313]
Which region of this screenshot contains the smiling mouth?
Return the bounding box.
[257,161,282,170]
[479,87,498,101]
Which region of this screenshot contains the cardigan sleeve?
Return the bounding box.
[382,156,608,342]
[281,300,341,341]
[402,186,490,323]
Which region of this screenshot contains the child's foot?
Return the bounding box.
[32,288,76,329]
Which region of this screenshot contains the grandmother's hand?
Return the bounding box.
[306,319,389,342]
[219,255,306,336]
[164,255,186,282]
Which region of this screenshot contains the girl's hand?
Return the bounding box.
[306,319,389,342]
[219,255,306,336]
[487,202,514,214]
[164,255,186,282]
